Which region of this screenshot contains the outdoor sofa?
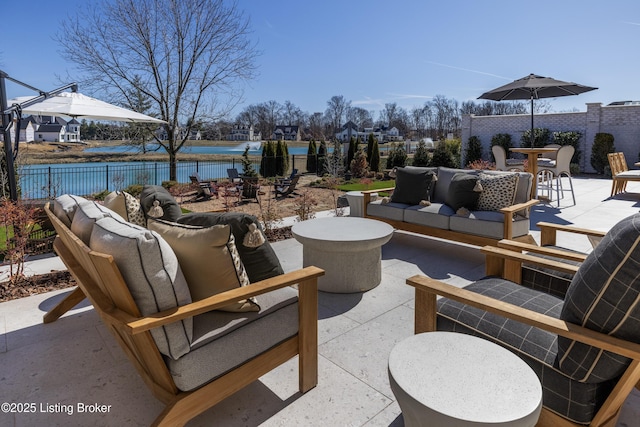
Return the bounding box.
[363,166,539,247]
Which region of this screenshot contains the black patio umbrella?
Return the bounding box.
[478,73,597,146]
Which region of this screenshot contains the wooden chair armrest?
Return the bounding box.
[361,187,395,194]
[126,266,324,334]
[497,239,588,263]
[537,221,607,247]
[499,198,540,214]
[406,274,640,361]
[480,245,580,283]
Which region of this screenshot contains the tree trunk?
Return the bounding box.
[169,150,177,182]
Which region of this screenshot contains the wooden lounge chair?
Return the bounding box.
[43,202,323,427]
[189,172,218,200]
[227,168,243,184]
[275,174,300,198]
[407,212,640,426]
[608,152,640,196]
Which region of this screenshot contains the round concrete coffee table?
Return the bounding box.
[291,217,393,293]
[389,332,542,427]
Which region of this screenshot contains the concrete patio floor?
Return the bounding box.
[1,175,640,426]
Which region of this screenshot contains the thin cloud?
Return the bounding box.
[388,93,433,101]
[426,61,512,81]
[622,21,640,26]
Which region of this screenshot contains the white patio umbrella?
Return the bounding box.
[9,91,165,123]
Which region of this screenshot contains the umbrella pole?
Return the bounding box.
[0,72,18,201]
[530,96,534,148]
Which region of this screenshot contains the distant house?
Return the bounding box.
[335,121,359,142]
[272,125,301,141]
[228,124,261,141]
[5,115,81,143]
[335,123,403,143]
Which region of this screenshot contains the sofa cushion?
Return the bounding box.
[476,172,519,211]
[177,212,284,283]
[166,286,299,391]
[390,167,436,205]
[104,191,146,227]
[403,203,454,230]
[140,185,182,222]
[367,200,409,221]
[445,173,481,211]
[433,167,478,204]
[71,200,124,245]
[481,170,534,217]
[90,216,193,360]
[147,219,259,312]
[53,194,89,227]
[449,210,530,239]
[437,278,614,425]
[558,213,640,382]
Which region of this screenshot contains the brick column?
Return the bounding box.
[584,103,602,173]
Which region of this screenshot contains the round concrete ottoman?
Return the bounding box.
[292,217,393,293]
[388,332,542,427]
[345,191,378,217]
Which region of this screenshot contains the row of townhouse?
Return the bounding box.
[6,115,81,143]
[227,125,301,141]
[335,121,403,142]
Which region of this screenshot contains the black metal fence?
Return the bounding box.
[19,155,316,200]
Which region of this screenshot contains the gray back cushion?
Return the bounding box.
[140,185,183,222]
[90,216,193,360]
[433,167,479,204]
[390,167,437,205]
[53,194,89,227]
[71,200,124,245]
[558,213,640,382]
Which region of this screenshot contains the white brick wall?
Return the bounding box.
[462,103,640,173]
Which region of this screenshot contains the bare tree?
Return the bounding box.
[347,107,373,129]
[325,95,351,135]
[308,112,325,140]
[58,0,259,180]
[256,100,283,138]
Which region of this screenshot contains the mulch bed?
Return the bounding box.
[0,271,76,302]
[0,226,295,302]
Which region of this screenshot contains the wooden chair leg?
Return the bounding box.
[43,287,87,323]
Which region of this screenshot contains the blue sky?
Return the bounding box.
[2,0,639,119]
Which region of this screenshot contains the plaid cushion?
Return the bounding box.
[521,246,584,299]
[559,213,640,382]
[438,278,615,424]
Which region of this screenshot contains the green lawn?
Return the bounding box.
[337,180,395,192]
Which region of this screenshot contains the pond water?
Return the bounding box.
[83,141,312,155]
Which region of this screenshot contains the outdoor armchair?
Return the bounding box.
[43,201,323,427]
[407,212,640,426]
[189,172,218,200]
[497,221,606,298]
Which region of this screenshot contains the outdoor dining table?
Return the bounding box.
[510,147,560,198]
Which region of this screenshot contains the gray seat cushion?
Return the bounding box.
[403,203,454,230]
[559,213,640,382]
[166,286,299,391]
[437,278,616,424]
[449,211,530,239]
[366,200,408,221]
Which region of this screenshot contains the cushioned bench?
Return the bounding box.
[363,166,539,247]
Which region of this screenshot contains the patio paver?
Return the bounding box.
[1,175,639,426]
